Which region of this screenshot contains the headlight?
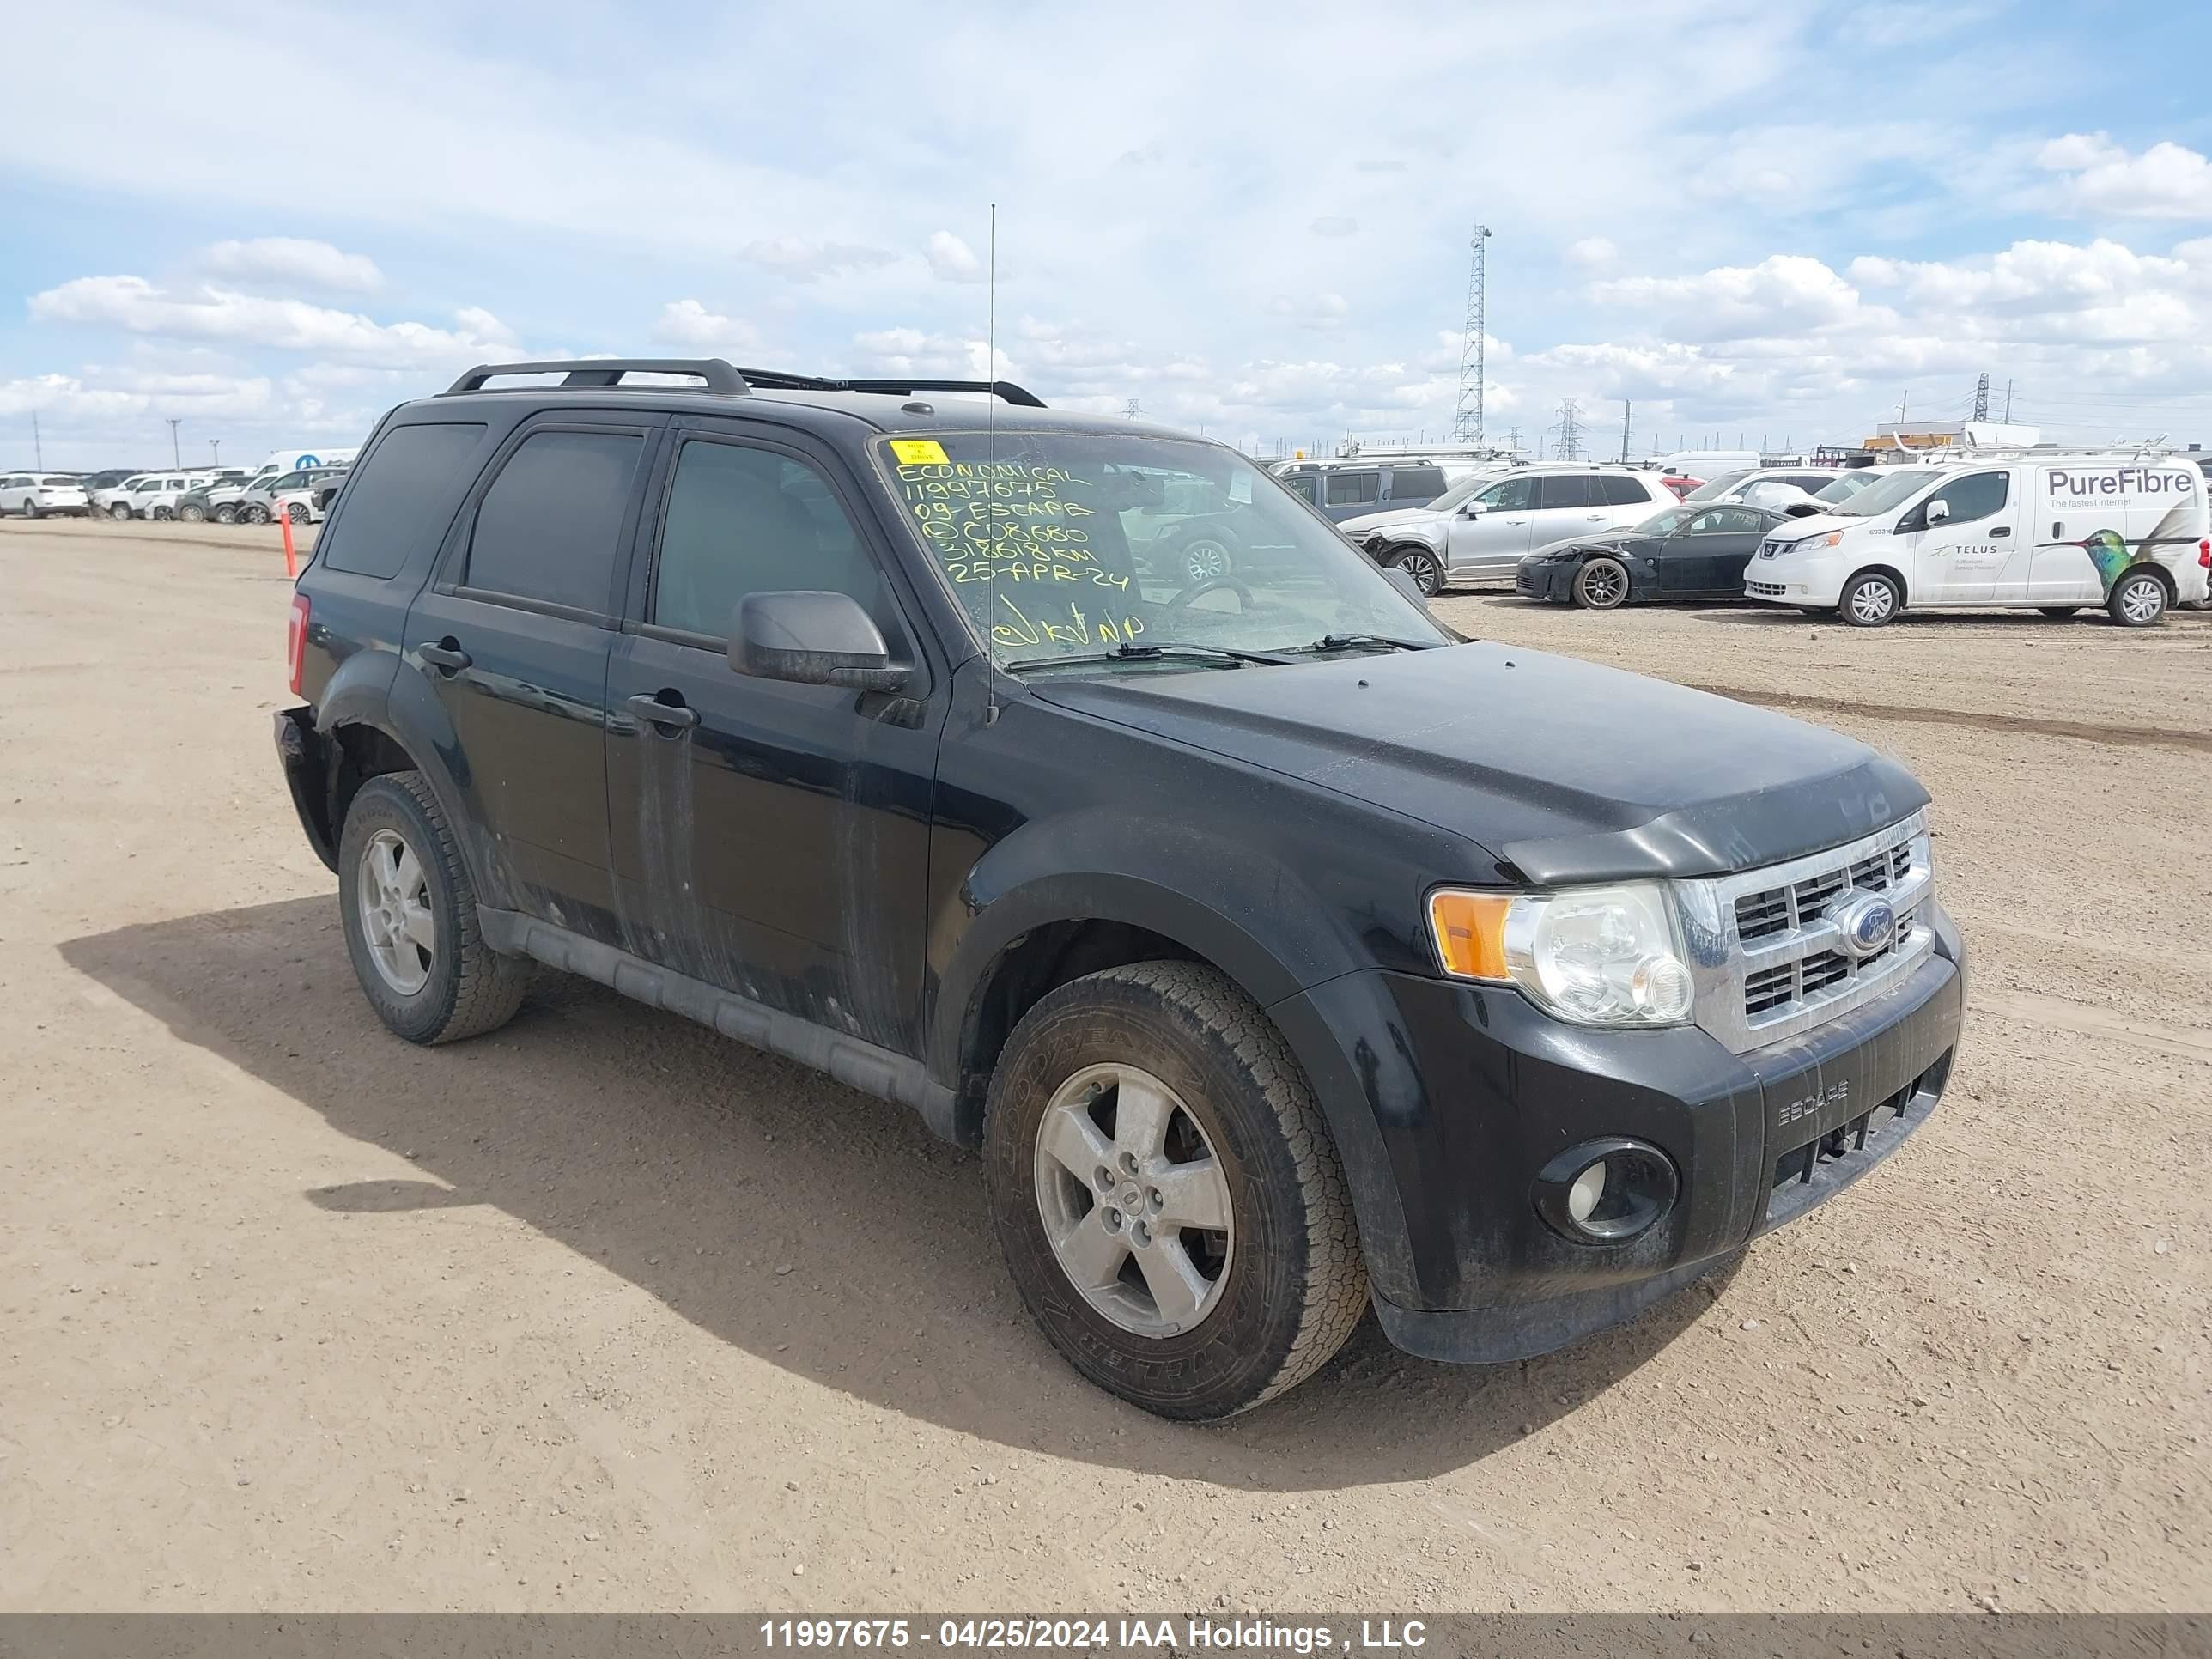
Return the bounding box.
[1427,883,1694,1028]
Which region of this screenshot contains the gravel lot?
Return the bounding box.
[3,519,2206,1614]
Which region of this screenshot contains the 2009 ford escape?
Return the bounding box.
[276,358,1966,1419]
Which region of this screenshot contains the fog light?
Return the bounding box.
[1534,1138,1680,1244]
[1565,1162,1607,1224]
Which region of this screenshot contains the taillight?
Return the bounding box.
[287,592,311,696]
[2199,538,2209,570]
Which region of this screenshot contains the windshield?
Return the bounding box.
[883,432,1449,670]
[1813,471,1880,503]
[1632,506,1692,536]
[1826,467,1942,517]
[1682,470,1753,502]
[1424,473,1493,513]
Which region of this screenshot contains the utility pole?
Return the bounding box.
[1972,371,1990,422]
[1453,226,1493,445]
[31,411,41,471]
[1552,397,1584,460]
[166,418,182,467]
[209,439,222,465]
[2002,379,2014,422]
[1619,401,1632,465]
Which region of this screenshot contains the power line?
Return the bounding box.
[1452,226,1493,445]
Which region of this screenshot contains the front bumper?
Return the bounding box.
[1516,560,1574,600]
[1272,908,1964,1363]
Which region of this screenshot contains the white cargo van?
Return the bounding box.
[1744,452,2212,627]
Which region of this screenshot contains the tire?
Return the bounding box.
[151,505,173,521]
[1840,570,1901,627]
[984,961,1366,1420]
[2106,569,2167,628]
[2038,606,2081,618]
[213,503,237,525]
[21,498,40,520]
[1388,545,1444,597]
[179,502,205,523]
[240,503,268,525]
[1571,556,1630,610]
[285,501,309,524]
[337,771,528,1045]
[108,501,131,520]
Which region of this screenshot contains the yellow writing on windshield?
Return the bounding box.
[993,592,1146,648]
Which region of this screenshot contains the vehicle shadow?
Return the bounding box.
[61,896,1735,1492]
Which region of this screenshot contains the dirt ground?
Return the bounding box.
[2,518,2207,1614]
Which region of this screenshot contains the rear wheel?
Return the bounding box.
[240,503,269,524]
[151,505,173,521]
[21,497,40,520]
[1571,556,1630,610]
[984,961,1366,1419]
[179,502,206,523]
[1840,570,1901,627]
[1388,545,1443,597]
[285,501,310,524]
[213,503,238,524]
[337,771,528,1045]
[2107,569,2167,628]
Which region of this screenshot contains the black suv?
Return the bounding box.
[276,357,1966,1419]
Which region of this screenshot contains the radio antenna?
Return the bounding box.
[985,203,1000,726]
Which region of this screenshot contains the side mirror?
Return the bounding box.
[1925,498,1952,526]
[1457,501,1486,517]
[729,590,907,693]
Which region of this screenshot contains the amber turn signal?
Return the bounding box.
[1426,890,1513,981]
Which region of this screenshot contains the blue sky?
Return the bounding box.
[9,0,2212,468]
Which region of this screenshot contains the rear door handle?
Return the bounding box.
[416,641,471,673]
[1584,513,1606,520]
[627,693,699,732]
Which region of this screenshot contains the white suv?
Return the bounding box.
[0,474,91,517]
[1341,465,1676,595]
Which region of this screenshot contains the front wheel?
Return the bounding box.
[984,961,1367,1420]
[240,503,269,524]
[1840,570,1902,627]
[108,501,132,520]
[1571,556,1630,610]
[21,498,40,520]
[337,771,528,1045]
[285,501,310,524]
[2107,570,2167,627]
[1388,545,1443,597]
[179,502,206,523]
[213,503,238,524]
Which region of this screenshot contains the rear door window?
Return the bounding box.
[318,423,488,579]
[1595,475,1648,506]
[1325,470,1380,507]
[464,429,645,615]
[1534,474,1595,510]
[1384,465,1446,503]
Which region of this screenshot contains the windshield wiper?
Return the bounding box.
[1001,641,1291,675]
[1299,632,1444,653]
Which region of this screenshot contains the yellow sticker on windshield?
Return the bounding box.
[890,439,949,466]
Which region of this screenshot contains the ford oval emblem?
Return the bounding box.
[1831,890,1898,959]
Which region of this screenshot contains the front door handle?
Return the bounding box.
[1990,525,2011,536]
[416,641,471,674]
[627,693,699,732]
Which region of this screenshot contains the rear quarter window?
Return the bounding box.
[318,423,489,580]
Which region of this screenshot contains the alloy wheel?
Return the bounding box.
[1031,1062,1234,1338]
[1397,550,1442,596]
[356,828,435,996]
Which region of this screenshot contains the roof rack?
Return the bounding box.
[441,358,1048,408]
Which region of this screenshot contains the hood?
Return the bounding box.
[1338,506,1442,536]
[1771,511,1860,539]
[1031,643,1926,884]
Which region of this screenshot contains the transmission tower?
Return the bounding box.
[1972,371,1990,422]
[1505,425,1521,457]
[1552,397,1584,460]
[1123,398,1142,421]
[1452,226,1493,444]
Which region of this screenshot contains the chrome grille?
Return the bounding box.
[1677,812,1937,1054]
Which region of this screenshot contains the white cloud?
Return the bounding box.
[1590,254,1874,342]
[653,298,762,356]
[198,237,383,293]
[29,276,517,368]
[1565,237,1618,270]
[1267,293,1351,332]
[739,236,897,280]
[926,231,985,283]
[2037,132,2212,219]
[1310,216,1358,237]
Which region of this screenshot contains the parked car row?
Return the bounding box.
[74,465,349,523]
